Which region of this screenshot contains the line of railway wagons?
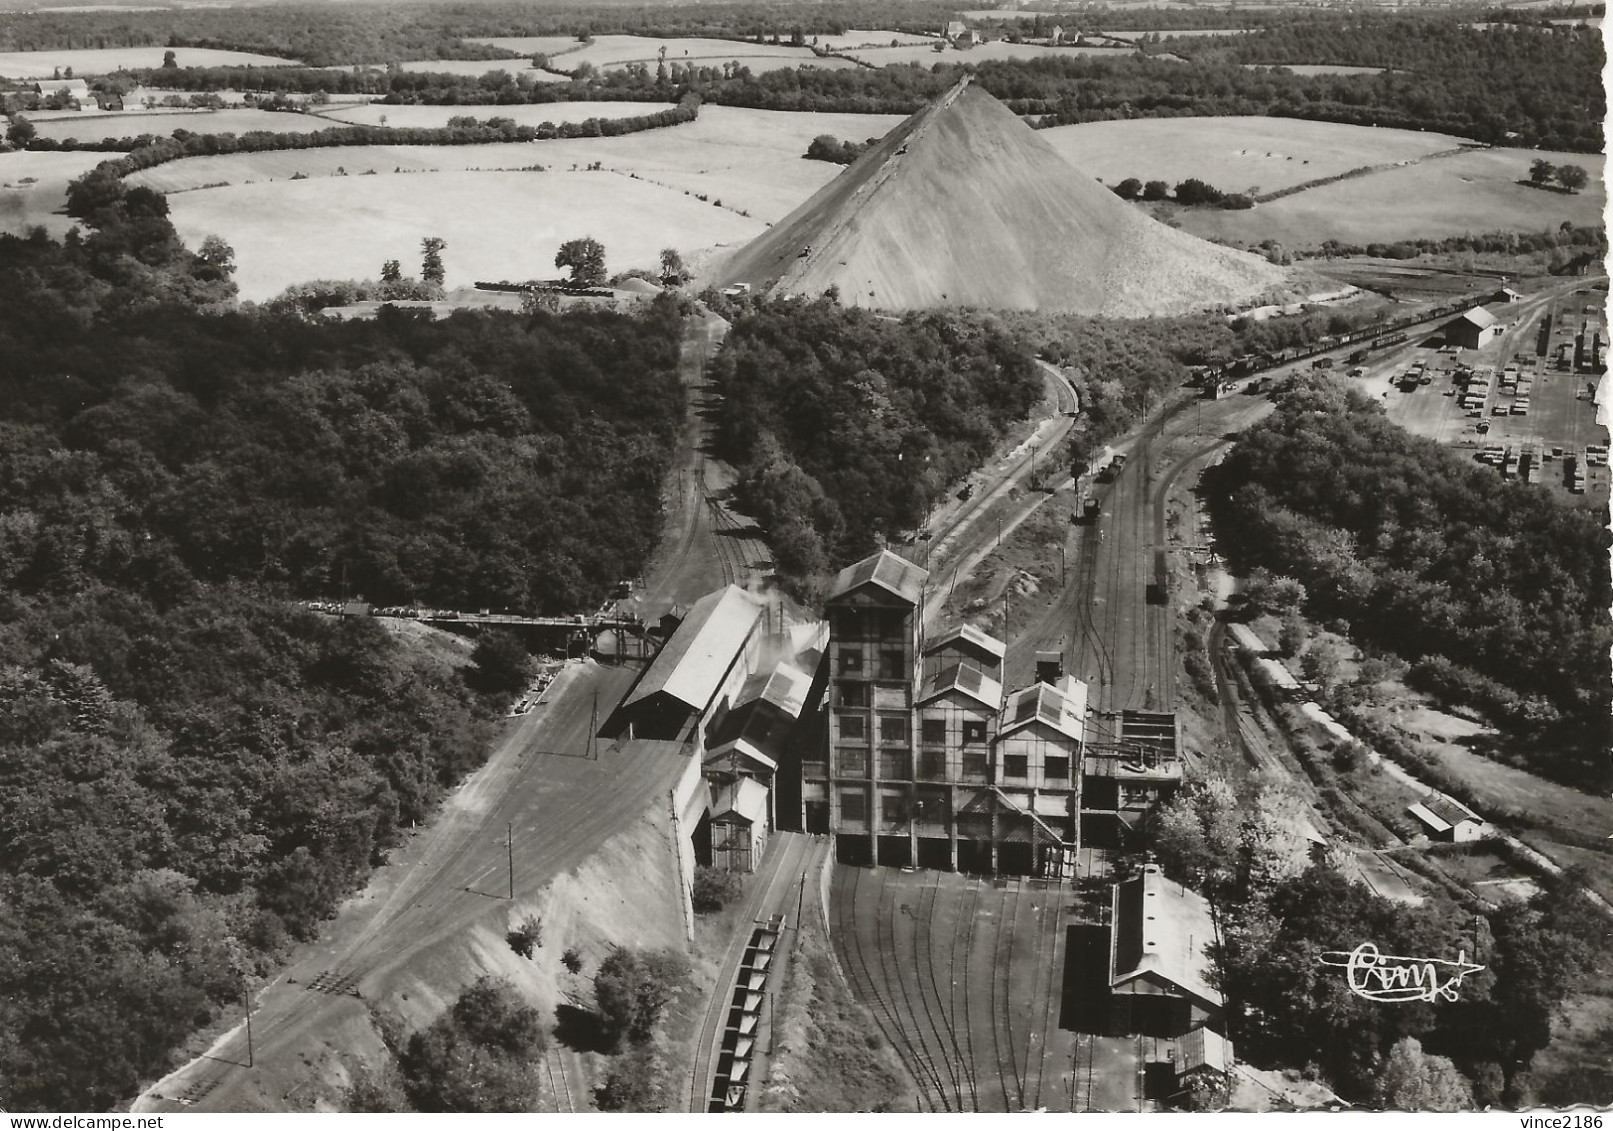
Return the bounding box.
[1190,292,1483,389]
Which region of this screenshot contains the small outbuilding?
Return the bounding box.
[1493,286,1524,304]
[1444,307,1503,350]
[708,778,770,873]
[1407,794,1487,842]
[1174,1025,1235,1086]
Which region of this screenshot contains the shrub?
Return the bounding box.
[691,866,742,913]
[507,914,542,959]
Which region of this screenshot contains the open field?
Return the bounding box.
[1242,63,1391,75]
[29,107,340,141]
[815,28,939,49]
[0,148,106,234]
[0,46,297,77]
[1041,116,1470,197]
[843,41,1132,66]
[127,106,906,222]
[162,168,764,300]
[829,866,1079,1112]
[1178,146,1607,248]
[527,34,852,75]
[311,101,677,128]
[463,35,585,58]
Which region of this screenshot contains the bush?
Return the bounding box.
[507,914,543,959]
[470,631,531,695]
[594,947,690,1046]
[691,866,743,913]
[562,947,584,975]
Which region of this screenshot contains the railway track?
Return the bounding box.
[833,869,948,1111]
[906,871,973,1111]
[944,876,983,1110]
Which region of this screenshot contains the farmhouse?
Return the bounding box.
[1109,864,1224,1037]
[1444,307,1503,350]
[1407,794,1487,842]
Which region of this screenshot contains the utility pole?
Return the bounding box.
[243,982,254,1068]
[507,821,515,901]
[589,689,599,760]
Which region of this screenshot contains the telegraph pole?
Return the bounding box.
[507,822,515,901]
[589,689,600,760]
[243,982,254,1068]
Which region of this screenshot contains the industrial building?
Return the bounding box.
[1109,864,1224,1037]
[803,549,1182,877]
[1444,307,1504,350]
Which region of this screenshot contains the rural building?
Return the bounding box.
[1493,286,1524,304]
[31,77,90,107]
[707,778,770,873]
[1109,864,1223,1037]
[1173,1026,1235,1090]
[615,585,765,747]
[1407,794,1487,842]
[1444,307,1503,350]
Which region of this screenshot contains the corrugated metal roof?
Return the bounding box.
[1410,794,1480,831]
[622,585,762,712]
[712,777,769,826]
[1174,1027,1232,1075]
[925,622,1007,659]
[919,661,1002,709]
[1110,865,1222,1011]
[999,678,1086,742]
[737,661,812,719]
[827,549,927,606]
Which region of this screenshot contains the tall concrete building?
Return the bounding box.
[814,549,1087,877]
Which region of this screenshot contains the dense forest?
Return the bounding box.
[1156,774,1612,1107]
[0,182,688,1109]
[704,296,1040,587]
[1203,381,1611,790]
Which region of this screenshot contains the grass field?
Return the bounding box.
[30,107,340,142]
[127,106,907,221]
[0,148,106,234]
[462,35,587,58]
[0,46,297,77]
[1242,63,1391,75]
[1177,145,1607,248]
[1041,116,1469,196]
[522,34,854,75]
[162,168,764,300]
[311,101,678,129]
[843,41,1132,66]
[814,28,939,49]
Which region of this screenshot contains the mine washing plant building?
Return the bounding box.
[610,548,1185,888]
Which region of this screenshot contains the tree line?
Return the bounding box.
[0,193,692,1108]
[1202,380,1612,791]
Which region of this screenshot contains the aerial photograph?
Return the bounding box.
[0,0,1608,1116]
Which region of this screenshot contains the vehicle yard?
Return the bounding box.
[1338,283,1609,507]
